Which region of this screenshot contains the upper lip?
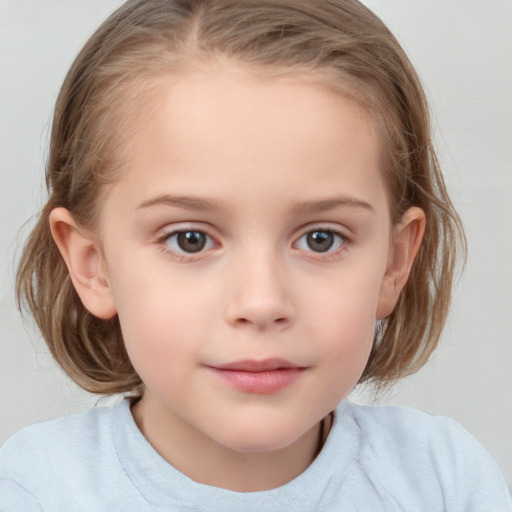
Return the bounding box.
[208,358,301,372]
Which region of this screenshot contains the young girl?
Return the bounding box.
[1,0,510,509]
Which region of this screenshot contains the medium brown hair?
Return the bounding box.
[16,0,465,394]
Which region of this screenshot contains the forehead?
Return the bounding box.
[103,65,387,216]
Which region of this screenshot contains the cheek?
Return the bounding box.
[302,297,376,413]
[106,267,174,352]
[317,304,375,370]
[116,284,202,345]
[108,256,223,375]
[301,267,383,372]
[305,263,383,332]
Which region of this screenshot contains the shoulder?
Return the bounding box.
[0,400,151,510]
[346,401,490,464]
[0,403,115,486]
[347,400,469,447]
[341,401,512,510]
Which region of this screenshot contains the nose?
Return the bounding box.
[224,249,295,331]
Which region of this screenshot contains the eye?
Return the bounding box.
[164,230,214,254]
[295,229,345,253]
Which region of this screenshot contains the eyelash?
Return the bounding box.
[294,227,348,257]
[156,225,350,261]
[156,227,217,261]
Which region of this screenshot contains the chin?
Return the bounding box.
[216,419,312,455]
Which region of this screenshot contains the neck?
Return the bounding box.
[131,396,327,492]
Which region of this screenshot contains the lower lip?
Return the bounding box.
[208,367,304,394]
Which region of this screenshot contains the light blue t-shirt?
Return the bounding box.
[0,399,510,511]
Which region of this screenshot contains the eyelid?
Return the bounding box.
[156,223,220,259]
[292,224,351,254]
[157,221,218,239]
[153,221,351,261]
[294,222,351,241]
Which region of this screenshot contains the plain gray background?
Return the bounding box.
[1,0,511,488]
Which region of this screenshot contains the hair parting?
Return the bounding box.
[16,0,465,395]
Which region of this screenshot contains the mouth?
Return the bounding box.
[206,358,306,394]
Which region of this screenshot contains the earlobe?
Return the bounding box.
[376,207,426,319]
[49,207,117,319]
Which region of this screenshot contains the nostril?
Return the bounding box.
[225,294,295,330]
[233,316,289,329]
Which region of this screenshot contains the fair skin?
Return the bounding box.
[50,63,425,492]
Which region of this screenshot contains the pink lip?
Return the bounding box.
[207,359,305,394]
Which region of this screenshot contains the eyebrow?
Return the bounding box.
[291,197,375,215]
[136,194,374,214]
[136,194,222,211]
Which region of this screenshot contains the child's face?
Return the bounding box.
[83,65,415,457]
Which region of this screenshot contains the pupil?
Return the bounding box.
[177,231,206,253]
[307,231,334,252]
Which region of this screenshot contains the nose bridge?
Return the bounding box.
[224,242,294,330]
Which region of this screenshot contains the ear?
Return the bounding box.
[49,207,117,319]
[376,207,426,319]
